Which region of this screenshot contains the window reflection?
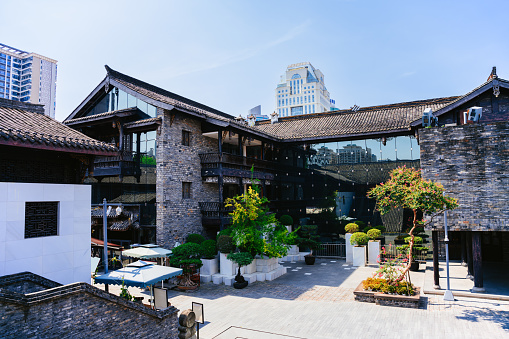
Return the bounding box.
[85,87,158,118]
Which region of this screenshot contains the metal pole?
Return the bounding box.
[197,322,200,339]
[443,209,454,301]
[103,198,109,273]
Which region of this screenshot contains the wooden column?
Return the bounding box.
[461,231,467,266]
[218,129,224,230]
[466,231,474,279]
[472,231,485,292]
[261,141,265,160]
[432,230,440,289]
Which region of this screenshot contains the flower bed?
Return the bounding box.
[354,281,421,308]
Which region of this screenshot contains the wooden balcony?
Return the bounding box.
[92,151,141,180]
[198,202,233,227]
[199,153,276,180]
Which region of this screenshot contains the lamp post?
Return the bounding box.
[443,209,454,301]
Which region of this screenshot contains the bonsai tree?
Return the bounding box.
[367,228,381,241]
[397,236,429,269]
[217,234,236,254]
[201,239,217,259]
[225,180,296,258]
[344,223,359,234]
[296,225,321,264]
[170,243,203,288]
[186,233,205,245]
[279,215,293,227]
[227,252,254,288]
[350,232,369,246]
[368,166,458,280]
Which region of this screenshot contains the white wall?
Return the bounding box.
[0,182,91,285]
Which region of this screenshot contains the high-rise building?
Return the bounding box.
[0,43,57,118]
[275,62,336,117]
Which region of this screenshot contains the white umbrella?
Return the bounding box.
[122,244,172,259]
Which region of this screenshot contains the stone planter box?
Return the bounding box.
[345,233,353,264]
[256,257,279,273]
[240,260,257,274]
[352,245,366,267]
[201,257,218,275]
[368,241,380,265]
[219,253,236,276]
[354,282,421,308]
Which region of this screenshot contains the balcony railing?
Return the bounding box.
[92,151,142,179]
[198,202,233,224]
[199,153,277,171]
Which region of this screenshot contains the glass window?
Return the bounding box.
[182,182,191,199]
[182,130,190,146]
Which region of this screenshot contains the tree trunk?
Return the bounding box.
[398,209,417,280]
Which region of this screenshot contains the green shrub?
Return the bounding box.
[367,228,381,240]
[405,236,423,244]
[363,226,374,233]
[354,220,365,228]
[218,227,233,237]
[186,233,205,244]
[375,225,386,233]
[170,243,203,268]
[227,252,254,267]
[217,235,236,253]
[350,232,369,246]
[296,225,321,255]
[345,223,359,233]
[279,214,293,226]
[201,239,217,259]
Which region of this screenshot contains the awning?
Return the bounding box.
[94,260,182,288]
[122,244,172,259]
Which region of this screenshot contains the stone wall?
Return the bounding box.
[0,272,178,338]
[156,108,219,248]
[420,121,509,231]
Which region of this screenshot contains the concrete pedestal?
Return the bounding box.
[368,241,380,265]
[346,233,353,264]
[353,246,366,267]
[201,257,218,275]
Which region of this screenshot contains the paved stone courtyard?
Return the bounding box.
[95,259,509,338]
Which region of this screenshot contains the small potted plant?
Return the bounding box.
[344,222,359,265]
[350,232,369,267]
[227,252,254,289]
[297,225,321,265]
[397,236,428,271]
[366,228,381,265]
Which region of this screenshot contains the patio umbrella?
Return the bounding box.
[121,244,172,259]
[94,260,182,288]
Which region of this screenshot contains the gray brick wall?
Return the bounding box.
[156,108,219,248]
[0,273,178,339]
[420,121,509,231]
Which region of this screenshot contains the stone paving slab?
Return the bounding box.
[93,259,509,338]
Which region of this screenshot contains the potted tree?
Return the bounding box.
[200,239,218,276]
[344,222,359,265]
[227,252,254,289]
[368,166,458,281]
[367,228,381,265]
[169,243,203,290]
[297,225,321,265]
[350,232,369,267]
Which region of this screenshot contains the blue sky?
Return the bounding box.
[2,0,509,121]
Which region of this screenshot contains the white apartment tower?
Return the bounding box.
[275,62,336,117]
[0,43,58,118]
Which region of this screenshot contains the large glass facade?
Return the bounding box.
[283,136,420,237]
[85,87,157,118]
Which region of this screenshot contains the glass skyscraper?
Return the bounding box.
[0,43,57,118]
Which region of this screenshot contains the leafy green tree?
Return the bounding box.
[368,166,458,279]
[224,184,296,258]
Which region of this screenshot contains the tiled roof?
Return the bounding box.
[64,107,141,125]
[0,105,117,153]
[106,66,235,123]
[253,96,459,141]
[123,117,161,129]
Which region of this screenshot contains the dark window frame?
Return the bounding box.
[182,182,191,199]
[182,130,190,146]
